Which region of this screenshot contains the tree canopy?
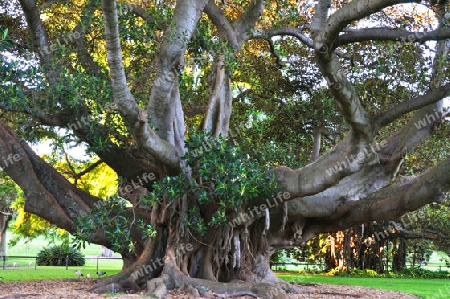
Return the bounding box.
[1,0,450,297]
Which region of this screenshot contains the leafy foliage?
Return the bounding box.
[142,130,280,234]
[73,195,155,254]
[0,171,18,207]
[9,151,118,246]
[36,244,85,266]
[8,183,69,247]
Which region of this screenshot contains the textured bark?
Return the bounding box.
[4,0,450,296]
[0,211,11,257]
[392,238,407,272]
[337,27,450,46]
[102,0,182,171]
[203,55,233,137]
[0,122,150,257]
[146,0,208,151]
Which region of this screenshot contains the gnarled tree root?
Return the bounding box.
[155,253,300,299]
[148,273,292,299]
[90,240,161,293]
[248,269,304,294]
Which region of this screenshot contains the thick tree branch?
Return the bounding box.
[329,157,450,228]
[233,0,265,44]
[101,0,139,115]
[375,82,450,128]
[315,51,372,136]
[204,0,237,47]
[18,0,51,63]
[101,0,180,171]
[337,27,450,46]
[147,0,208,142]
[18,0,57,85]
[268,132,384,198]
[313,0,415,137]
[256,27,313,48]
[0,122,97,236]
[202,55,233,137]
[315,0,411,49]
[0,122,153,254]
[311,0,331,36]
[388,221,450,240]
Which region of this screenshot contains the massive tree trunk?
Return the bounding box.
[2,0,450,297]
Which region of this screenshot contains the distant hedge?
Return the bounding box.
[36,245,85,266]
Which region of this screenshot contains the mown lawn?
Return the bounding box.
[278,273,450,299]
[2,229,123,281]
[4,231,449,298]
[0,263,122,281]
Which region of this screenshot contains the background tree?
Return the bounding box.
[8,148,117,248]
[1,0,450,297]
[0,172,18,257]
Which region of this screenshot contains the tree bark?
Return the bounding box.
[4,0,450,296]
[392,238,406,272]
[0,210,11,257]
[203,55,233,137]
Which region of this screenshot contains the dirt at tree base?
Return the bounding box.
[0,279,419,298]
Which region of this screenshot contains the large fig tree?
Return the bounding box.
[1,0,450,297]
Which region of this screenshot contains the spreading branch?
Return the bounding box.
[253,27,352,59]
[311,0,331,36]
[389,221,450,240]
[329,157,450,228]
[101,0,181,170]
[315,0,411,49]
[375,82,450,128]
[18,0,57,84]
[311,1,419,136]
[204,0,237,47]
[233,0,265,43]
[337,27,450,46]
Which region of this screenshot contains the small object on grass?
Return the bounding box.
[75,270,83,278]
[28,262,33,267]
[86,273,91,278]
[96,270,106,278]
[12,262,17,267]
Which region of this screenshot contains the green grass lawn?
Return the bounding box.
[0,262,122,281]
[4,230,449,298]
[278,273,450,299]
[2,230,123,281]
